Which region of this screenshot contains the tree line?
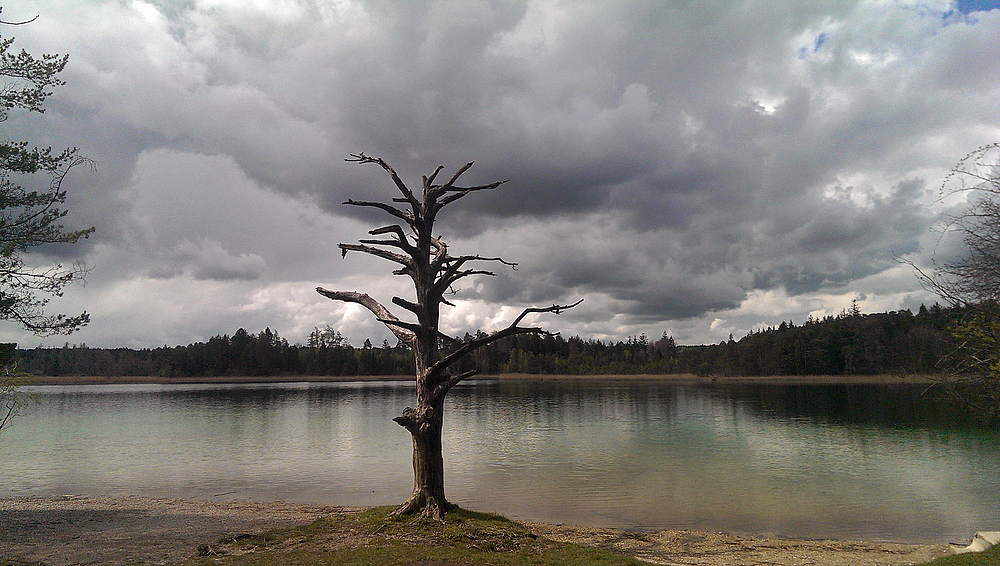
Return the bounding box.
[13,302,964,379]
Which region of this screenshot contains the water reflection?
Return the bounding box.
[3,379,997,543]
[715,383,974,428]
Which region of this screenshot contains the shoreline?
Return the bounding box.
[13,372,940,386]
[0,496,951,566]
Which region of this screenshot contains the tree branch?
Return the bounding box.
[433,369,478,399]
[391,295,421,315]
[370,224,413,244]
[377,318,423,334]
[437,180,507,208]
[438,269,496,290]
[346,153,420,208]
[0,7,40,26]
[315,288,415,343]
[428,299,583,382]
[431,254,516,298]
[509,299,584,328]
[424,165,445,188]
[445,254,517,270]
[339,243,413,269]
[443,161,475,188]
[358,238,418,258]
[344,199,414,225]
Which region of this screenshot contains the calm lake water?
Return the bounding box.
[2,379,997,543]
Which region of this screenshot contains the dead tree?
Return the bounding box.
[316,154,579,520]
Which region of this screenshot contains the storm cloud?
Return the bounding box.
[2,0,998,348]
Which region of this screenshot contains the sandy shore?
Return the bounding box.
[0,496,343,565]
[0,496,950,566]
[15,372,939,386]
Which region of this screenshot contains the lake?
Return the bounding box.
[2,379,997,543]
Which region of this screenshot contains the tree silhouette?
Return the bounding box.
[317,153,579,519]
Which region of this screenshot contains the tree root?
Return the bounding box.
[391,491,452,521]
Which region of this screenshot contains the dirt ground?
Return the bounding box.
[0,496,343,565]
[0,496,951,566]
[528,523,950,566]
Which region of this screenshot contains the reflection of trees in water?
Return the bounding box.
[711,384,978,429]
[452,380,981,430]
[451,379,684,428]
[29,381,978,432]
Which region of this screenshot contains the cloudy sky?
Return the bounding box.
[2,0,999,349]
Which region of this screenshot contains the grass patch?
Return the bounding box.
[918,544,1000,566]
[181,505,646,566]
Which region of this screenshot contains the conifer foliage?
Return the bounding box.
[1,8,93,335]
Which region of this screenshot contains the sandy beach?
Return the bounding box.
[0,496,950,566]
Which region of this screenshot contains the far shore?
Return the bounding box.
[14,372,940,386]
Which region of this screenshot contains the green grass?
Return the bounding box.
[179,505,647,566]
[918,544,1000,566]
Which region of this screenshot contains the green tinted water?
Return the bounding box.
[2,379,996,543]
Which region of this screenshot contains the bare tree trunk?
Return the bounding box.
[317,154,580,520]
[392,395,449,518]
[392,323,452,519]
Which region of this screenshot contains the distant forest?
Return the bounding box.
[14,303,964,378]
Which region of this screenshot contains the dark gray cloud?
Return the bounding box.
[1,0,998,348]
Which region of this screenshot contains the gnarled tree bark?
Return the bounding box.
[317,153,579,519]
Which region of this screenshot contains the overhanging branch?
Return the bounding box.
[339,243,413,269]
[315,288,416,343]
[428,299,583,382]
[509,299,584,328]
